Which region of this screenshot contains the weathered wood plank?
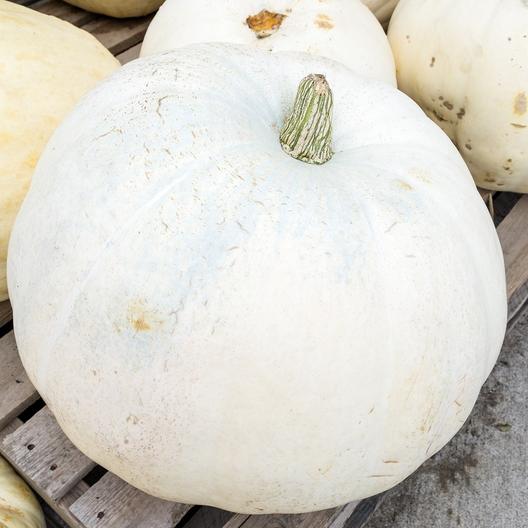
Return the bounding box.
[0,331,38,429]
[70,472,191,528]
[1,407,95,501]
[116,43,141,65]
[225,503,359,528]
[185,507,234,528]
[222,514,250,528]
[31,0,96,26]
[497,195,528,323]
[82,16,152,55]
[0,300,12,328]
[54,481,92,528]
[0,418,22,443]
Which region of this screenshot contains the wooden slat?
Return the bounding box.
[185,507,234,528]
[0,300,12,328]
[54,481,91,528]
[31,0,96,26]
[0,418,23,443]
[70,472,191,528]
[116,43,141,65]
[223,503,359,528]
[0,331,38,429]
[222,514,250,528]
[82,16,152,55]
[1,407,95,501]
[497,195,528,323]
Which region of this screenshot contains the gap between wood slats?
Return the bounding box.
[81,15,152,55]
[0,300,12,329]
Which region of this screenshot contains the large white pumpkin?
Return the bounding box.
[0,456,45,528]
[388,0,528,192]
[8,44,506,514]
[140,0,396,86]
[0,0,119,301]
[62,0,163,17]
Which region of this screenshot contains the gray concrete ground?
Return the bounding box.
[368,310,528,528]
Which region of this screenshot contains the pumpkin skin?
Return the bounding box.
[8,44,506,514]
[0,0,119,302]
[0,456,45,528]
[62,0,163,18]
[361,0,399,25]
[140,0,396,86]
[388,0,528,192]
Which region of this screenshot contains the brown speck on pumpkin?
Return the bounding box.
[442,100,454,110]
[314,13,334,29]
[430,56,436,67]
[395,179,413,190]
[514,92,527,115]
[432,109,447,122]
[465,143,472,150]
[457,108,466,119]
[511,122,527,128]
[383,460,399,464]
[127,414,139,425]
[246,10,286,38]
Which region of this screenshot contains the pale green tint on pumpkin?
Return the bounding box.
[389,0,528,192]
[8,44,506,514]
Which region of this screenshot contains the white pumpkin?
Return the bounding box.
[0,457,45,528]
[62,0,163,17]
[388,0,528,192]
[361,0,399,25]
[140,0,396,86]
[8,43,506,514]
[0,0,119,302]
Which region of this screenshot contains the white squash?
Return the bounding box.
[0,457,45,528]
[0,0,119,302]
[388,0,528,192]
[8,43,506,514]
[361,0,399,25]
[62,0,163,17]
[140,0,396,86]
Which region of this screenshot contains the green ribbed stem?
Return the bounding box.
[279,74,334,165]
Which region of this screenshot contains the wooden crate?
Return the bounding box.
[2,1,528,527]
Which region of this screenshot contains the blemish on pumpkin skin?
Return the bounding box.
[513,92,527,115]
[314,13,334,29]
[511,122,526,128]
[395,179,413,190]
[126,414,139,425]
[430,57,436,67]
[383,460,399,464]
[246,10,286,38]
[442,100,454,110]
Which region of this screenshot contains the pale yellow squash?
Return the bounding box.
[0,0,119,301]
[62,0,163,17]
[0,456,45,528]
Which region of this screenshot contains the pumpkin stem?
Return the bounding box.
[279,74,334,165]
